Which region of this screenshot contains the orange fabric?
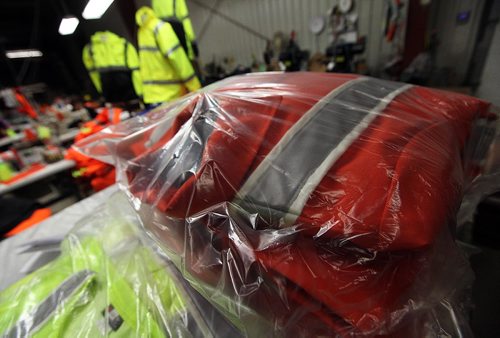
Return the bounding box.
[122,73,489,335]
[5,208,52,237]
[15,91,38,119]
[24,128,37,142]
[1,163,46,184]
[65,108,122,192]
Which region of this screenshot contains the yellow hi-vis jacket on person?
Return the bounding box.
[82,31,142,101]
[152,0,197,59]
[136,7,201,104]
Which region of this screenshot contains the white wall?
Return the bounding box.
[476,21,500,106]
[186,0,405,73]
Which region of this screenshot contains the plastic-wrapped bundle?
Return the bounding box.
[0,192,240,338]
[76,73,498,337]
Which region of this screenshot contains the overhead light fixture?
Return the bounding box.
[5,49,43,59]
[58,16,80,35]
[82,0,114,20]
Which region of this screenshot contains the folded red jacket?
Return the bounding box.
[79,73,491,336]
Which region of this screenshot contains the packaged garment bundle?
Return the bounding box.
[0,192,239,338]
[75,72,499,337]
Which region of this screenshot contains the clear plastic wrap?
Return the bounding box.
[0,192,240,337]
[75,72,498,337]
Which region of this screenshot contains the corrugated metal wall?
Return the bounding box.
[430,0,486,85]
[186,0,405,73]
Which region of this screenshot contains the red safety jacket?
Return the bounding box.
[77,73,491,336]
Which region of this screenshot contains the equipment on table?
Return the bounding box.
[152,0,198,60]
[264,31,308,71]
[75,73,498,337]
[326,37,365,73]
[82,31,142,103]
[65,107,124,192]
[136,7,201,104]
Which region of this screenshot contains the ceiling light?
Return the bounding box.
[58,16,79,35]
[82,0,114,20]
[5,49,43,59]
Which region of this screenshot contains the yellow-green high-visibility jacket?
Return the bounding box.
[0,223,193,337]
[83,31,143,102]
[152,0,197,59]
[136,7,201,104]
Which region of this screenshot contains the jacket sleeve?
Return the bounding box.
[126,43,143,97]
[82,45,102,94]
[177,0,196,42]
[177,0,198,57]
[156,22,201,92]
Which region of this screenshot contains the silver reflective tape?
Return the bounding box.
[237,78,412,225]
[143,79,183,85]
[146,97,218,202]
[165,44,181,56]
[139,46,159,52]
[143,74,195,85]
[3,270,95,338]
[154,22,165,36]
[182,73,196,83]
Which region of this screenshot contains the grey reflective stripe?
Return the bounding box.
[144,79,183,85]
[130,67,140,71]
[96,65,130,73]
[154,22,165,36]
[3,270,95,338]
[237,78,412,225]
[148,98,217,194]
[139,46,160,52]
[143,74,195,85]
[182,73,196,83]
[165,43,181,56]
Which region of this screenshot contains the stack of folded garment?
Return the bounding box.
[76,73,496,337]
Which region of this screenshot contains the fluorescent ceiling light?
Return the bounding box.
[58,16,79,35]
[6,49,43,59]
[82,0,114,20]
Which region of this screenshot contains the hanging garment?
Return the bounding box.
[75,72,492,336]
[152,0,198,59]
[136,7,201,104]
[82,31,142,103]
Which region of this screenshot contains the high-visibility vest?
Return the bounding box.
[135,6,201,104]
[114,73,490,335]
[152,0,197,59]
[82,31,142,102]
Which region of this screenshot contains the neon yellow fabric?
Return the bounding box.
[36,125,51,140]
[82,31,143,96]
[136,6,201,104]
[152,0,197,58]
[0,222,188,337]
[6,128,16,137]
[0,162,14,182]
